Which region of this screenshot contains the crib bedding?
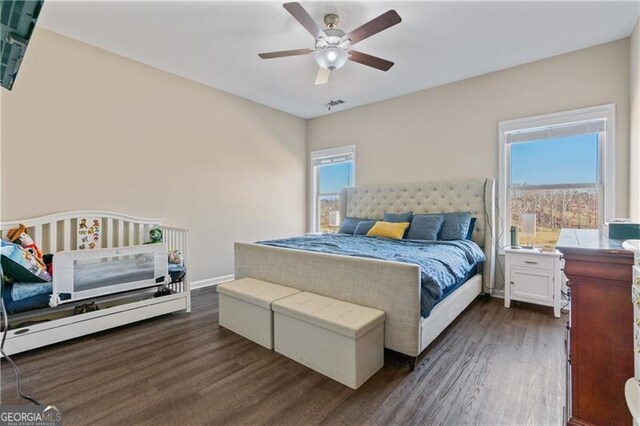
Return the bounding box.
[3,282,52,313]
[11,280,52,301]
[258,234,486,317]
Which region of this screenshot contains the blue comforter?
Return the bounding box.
[258,234,485,317]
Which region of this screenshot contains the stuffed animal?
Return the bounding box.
[6,224,45,268]
[145,228,163,245]
[168,250,182,265]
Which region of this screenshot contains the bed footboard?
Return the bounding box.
[234,242,422,357]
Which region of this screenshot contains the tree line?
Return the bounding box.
[511,189,598,230]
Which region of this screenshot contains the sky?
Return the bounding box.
[510,133,598,185]
[319,161,353,194]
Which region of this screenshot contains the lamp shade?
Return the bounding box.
[329,211,340,227]
[520,213,537,236]
[315,47,349,70]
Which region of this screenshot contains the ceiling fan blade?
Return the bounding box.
[258,48,314,59]
[283,2,324,39]
[345,10,401,45]
[349,50,394,71]
[315,67,331,85]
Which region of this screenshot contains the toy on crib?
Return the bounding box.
[6,223,45,268]
[145,228,163,244]
[168,250,182,264]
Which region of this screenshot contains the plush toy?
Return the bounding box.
[6,224,45,268]
[168,250,182,265]
[145,228,163,245]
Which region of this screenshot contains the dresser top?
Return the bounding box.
[556,229,628,253]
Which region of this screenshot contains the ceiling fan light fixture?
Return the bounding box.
[315,47,348,70]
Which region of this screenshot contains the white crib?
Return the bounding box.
[0,211,190,355]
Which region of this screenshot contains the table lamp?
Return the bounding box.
[520,213,536,248]
[329,211,340,229]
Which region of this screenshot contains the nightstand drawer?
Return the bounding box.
[509,253,555,270]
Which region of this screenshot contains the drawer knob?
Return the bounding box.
[525,260,538,265]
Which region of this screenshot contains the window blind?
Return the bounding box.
[312,153,353,166]
[505,118,606,144]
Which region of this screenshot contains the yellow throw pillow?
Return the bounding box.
[366,221,410,240]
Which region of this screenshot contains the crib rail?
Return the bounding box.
[160,226,190,311]
[0,211,162,254]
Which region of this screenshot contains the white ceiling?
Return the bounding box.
[37,1,640,119]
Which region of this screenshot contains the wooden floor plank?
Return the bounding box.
[1,288,565,425]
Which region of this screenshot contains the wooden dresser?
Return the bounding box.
[557,229,634,426]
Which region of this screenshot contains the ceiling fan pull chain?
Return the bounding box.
[328,72,333,111]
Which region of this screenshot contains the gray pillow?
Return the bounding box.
[337,217,368,235]
[439,212,473,240]
[406,214,444,240]
[383,211,413,223]
[354,220,377,236]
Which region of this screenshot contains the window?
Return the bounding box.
[499,105,615,248]
[309,145,355,233]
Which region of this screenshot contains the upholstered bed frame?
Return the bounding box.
[235,178,496,364]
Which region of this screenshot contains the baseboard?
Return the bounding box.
[491,289,505,299]
[191,274,235,289]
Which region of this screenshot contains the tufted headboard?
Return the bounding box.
[338,178,496,289]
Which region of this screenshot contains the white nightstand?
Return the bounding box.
[504,247,563,318]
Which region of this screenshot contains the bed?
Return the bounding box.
[258,235,484,318]
[235,178,496,365]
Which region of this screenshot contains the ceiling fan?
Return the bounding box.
[258,2,402,85]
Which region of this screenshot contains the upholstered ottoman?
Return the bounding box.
[272,291,385,389]
[217,278,300,349]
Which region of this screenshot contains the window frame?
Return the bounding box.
[498,104,616,250]
[308,145,356,233]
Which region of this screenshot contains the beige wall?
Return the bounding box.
[631,18,640,221]
[0,29,307,283]
[308,39,631,219]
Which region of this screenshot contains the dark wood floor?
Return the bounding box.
[1,288,566,425]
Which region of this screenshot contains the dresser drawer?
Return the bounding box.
[509,253,555,270]
[634,290,640,328]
